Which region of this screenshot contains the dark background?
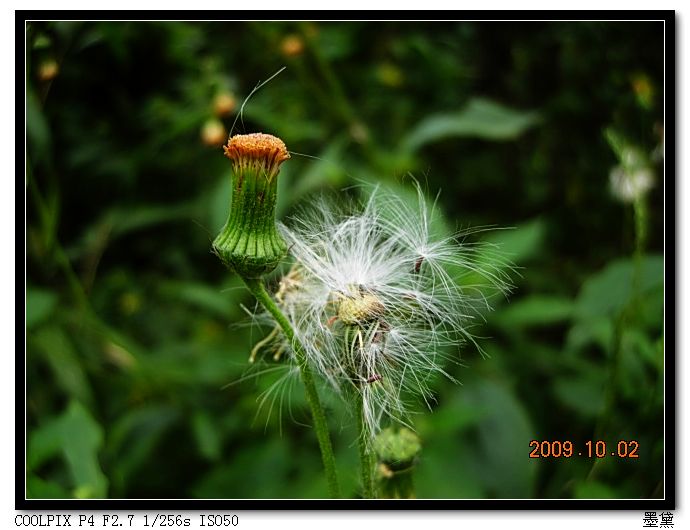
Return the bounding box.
[26,20,665,499]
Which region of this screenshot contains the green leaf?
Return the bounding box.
[111,203,196,236]
[482,218,546,266]
[575,255,663,320]
[26,421,62,473]
[573,480,620,499]
[448,219,546,314]
[417,391,486,437]
[565,319,614,354]
[414,433,486,498]
[27,475,70,499]
[27,401,108,498]
[56,401,107,499]
[552,369,606,417]
[105,405,179,494]
[191,438,290,498]
[497,295,574,327]
[604,128,650,171]
[281,136,349,210]
[30,326,94,406]
[68,202,197,260]
[462,380,537,498]
[27,89,51,164]
[191,411,222,461]
[618,328,658,399]
[603,128,628,160]
[26,286,58,330]
[403,97,539,151]
[32,33,52,50]
[158,280,239,320]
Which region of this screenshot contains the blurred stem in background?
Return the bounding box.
[276,23,378,164]
[633,195,649,268]
[589,130,656,482]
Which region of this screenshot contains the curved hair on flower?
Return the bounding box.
[252,181,513,438]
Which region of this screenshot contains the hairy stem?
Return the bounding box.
[242,277,341,498]
[356,392,374,499]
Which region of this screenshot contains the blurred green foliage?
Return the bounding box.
[26,21,664,499]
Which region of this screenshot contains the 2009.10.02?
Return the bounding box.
[529,440,639,458]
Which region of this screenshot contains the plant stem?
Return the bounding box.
[589,196,648,482]
[633,195,648,260]
[242,277,341,498]
[356,392,374,499]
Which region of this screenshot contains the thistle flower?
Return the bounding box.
[609,164,654,204]
[608,145,654,204]
[258,184,511,437]
[213,133,290,278]
[605,128,655,204]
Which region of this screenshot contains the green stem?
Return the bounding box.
[589,196,648,482]
[631,195,648,306]
[356,392,374,499]
[588,311,624,482]
[633,195,648,260]
[299,23,380,164]
[242,277,341,498]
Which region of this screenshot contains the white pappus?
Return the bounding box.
[254,182,513,438]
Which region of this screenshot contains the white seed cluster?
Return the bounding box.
[256,184,512,437]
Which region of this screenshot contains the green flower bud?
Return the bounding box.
[213,133,290,278]
[373,427,422,499]
[374,427,421,472]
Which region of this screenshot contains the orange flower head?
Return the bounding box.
[223,133,290,176]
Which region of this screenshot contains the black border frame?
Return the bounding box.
[18,10,676,511]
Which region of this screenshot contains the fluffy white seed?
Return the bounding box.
[258,183,511,437]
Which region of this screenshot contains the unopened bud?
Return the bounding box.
[280,34,305,57]
[200,119,227,147]
[213,92,236,117]
[37,59,59,82]
[212,133,290,278]
[373,427,421,499]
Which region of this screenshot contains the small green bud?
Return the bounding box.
[213,133,290,278]
[374,427,421,471]
[373,427,421,499]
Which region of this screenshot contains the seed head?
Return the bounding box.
[337,287,386,326]
[262,183,512,436]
